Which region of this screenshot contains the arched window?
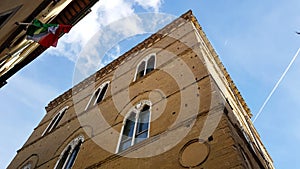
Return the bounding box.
[54,135,84,169]
[85,81,109,110]
[22,162,32,169]
[42,106,68,136]
[134,54,156,81]
[117,101,151,152]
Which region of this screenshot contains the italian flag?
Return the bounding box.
[26,19,72,48]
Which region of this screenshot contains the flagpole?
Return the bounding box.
[253,47,300,123]
[15,22,32,26]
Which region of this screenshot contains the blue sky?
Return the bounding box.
[1,0,300,168]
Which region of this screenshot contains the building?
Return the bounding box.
[8,10,274,169]
[0,0,99,88]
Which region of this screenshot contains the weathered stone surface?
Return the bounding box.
[8,10,273,169]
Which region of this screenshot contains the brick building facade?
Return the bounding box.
[8,10,274,169]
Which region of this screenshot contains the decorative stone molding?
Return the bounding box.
[178,139,210,168]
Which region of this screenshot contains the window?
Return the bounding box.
[134,54,156,81]
[42,106,68,136]
[0,5,22,29]
[22,163,32,169]
[85,81,109,110]
[117,101,151,152]
[54,135,84,169]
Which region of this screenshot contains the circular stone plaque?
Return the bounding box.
[179,139,210,168]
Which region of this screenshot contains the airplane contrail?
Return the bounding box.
[253,47,300,123]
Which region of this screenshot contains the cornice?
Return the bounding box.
[189,12,252,117]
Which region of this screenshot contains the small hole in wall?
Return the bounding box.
[224,108,229,115]
[208,136,213,142]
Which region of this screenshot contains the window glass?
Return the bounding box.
[119,113,136,151]
[146,55,155,74]
[51,109,66,131]
[56,146,71,169]
[55,136,84,169]
[137,107,150,133]
[96,83,108,103]
[135,106,150,143]
[43,107,68,135]
[135,132,148,144]
[0,13,11,26]
[45,113,60,133]
[137,61,146,80]
[123,114,136,137]
[65,141,82,169]
[119,139,132,152]
[135,54,156,81]
[22,163,32,169]
[118,102,151,152]
[89,88,100,108]
[86,82,109,110]
[0,5,22,29]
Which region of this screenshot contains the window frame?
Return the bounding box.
[85,81,110,110]
[0,5,22,29]
[116,100,151,153]
[21,162,32,169]
[42,106,69,136]
[54,135,84,169]
[134,54,156,81]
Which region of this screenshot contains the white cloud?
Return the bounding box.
[109,15,144,37]
[49,0,135,63]
[97,0,135,25]
[52,0,163,62]
[134,0,162,12]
